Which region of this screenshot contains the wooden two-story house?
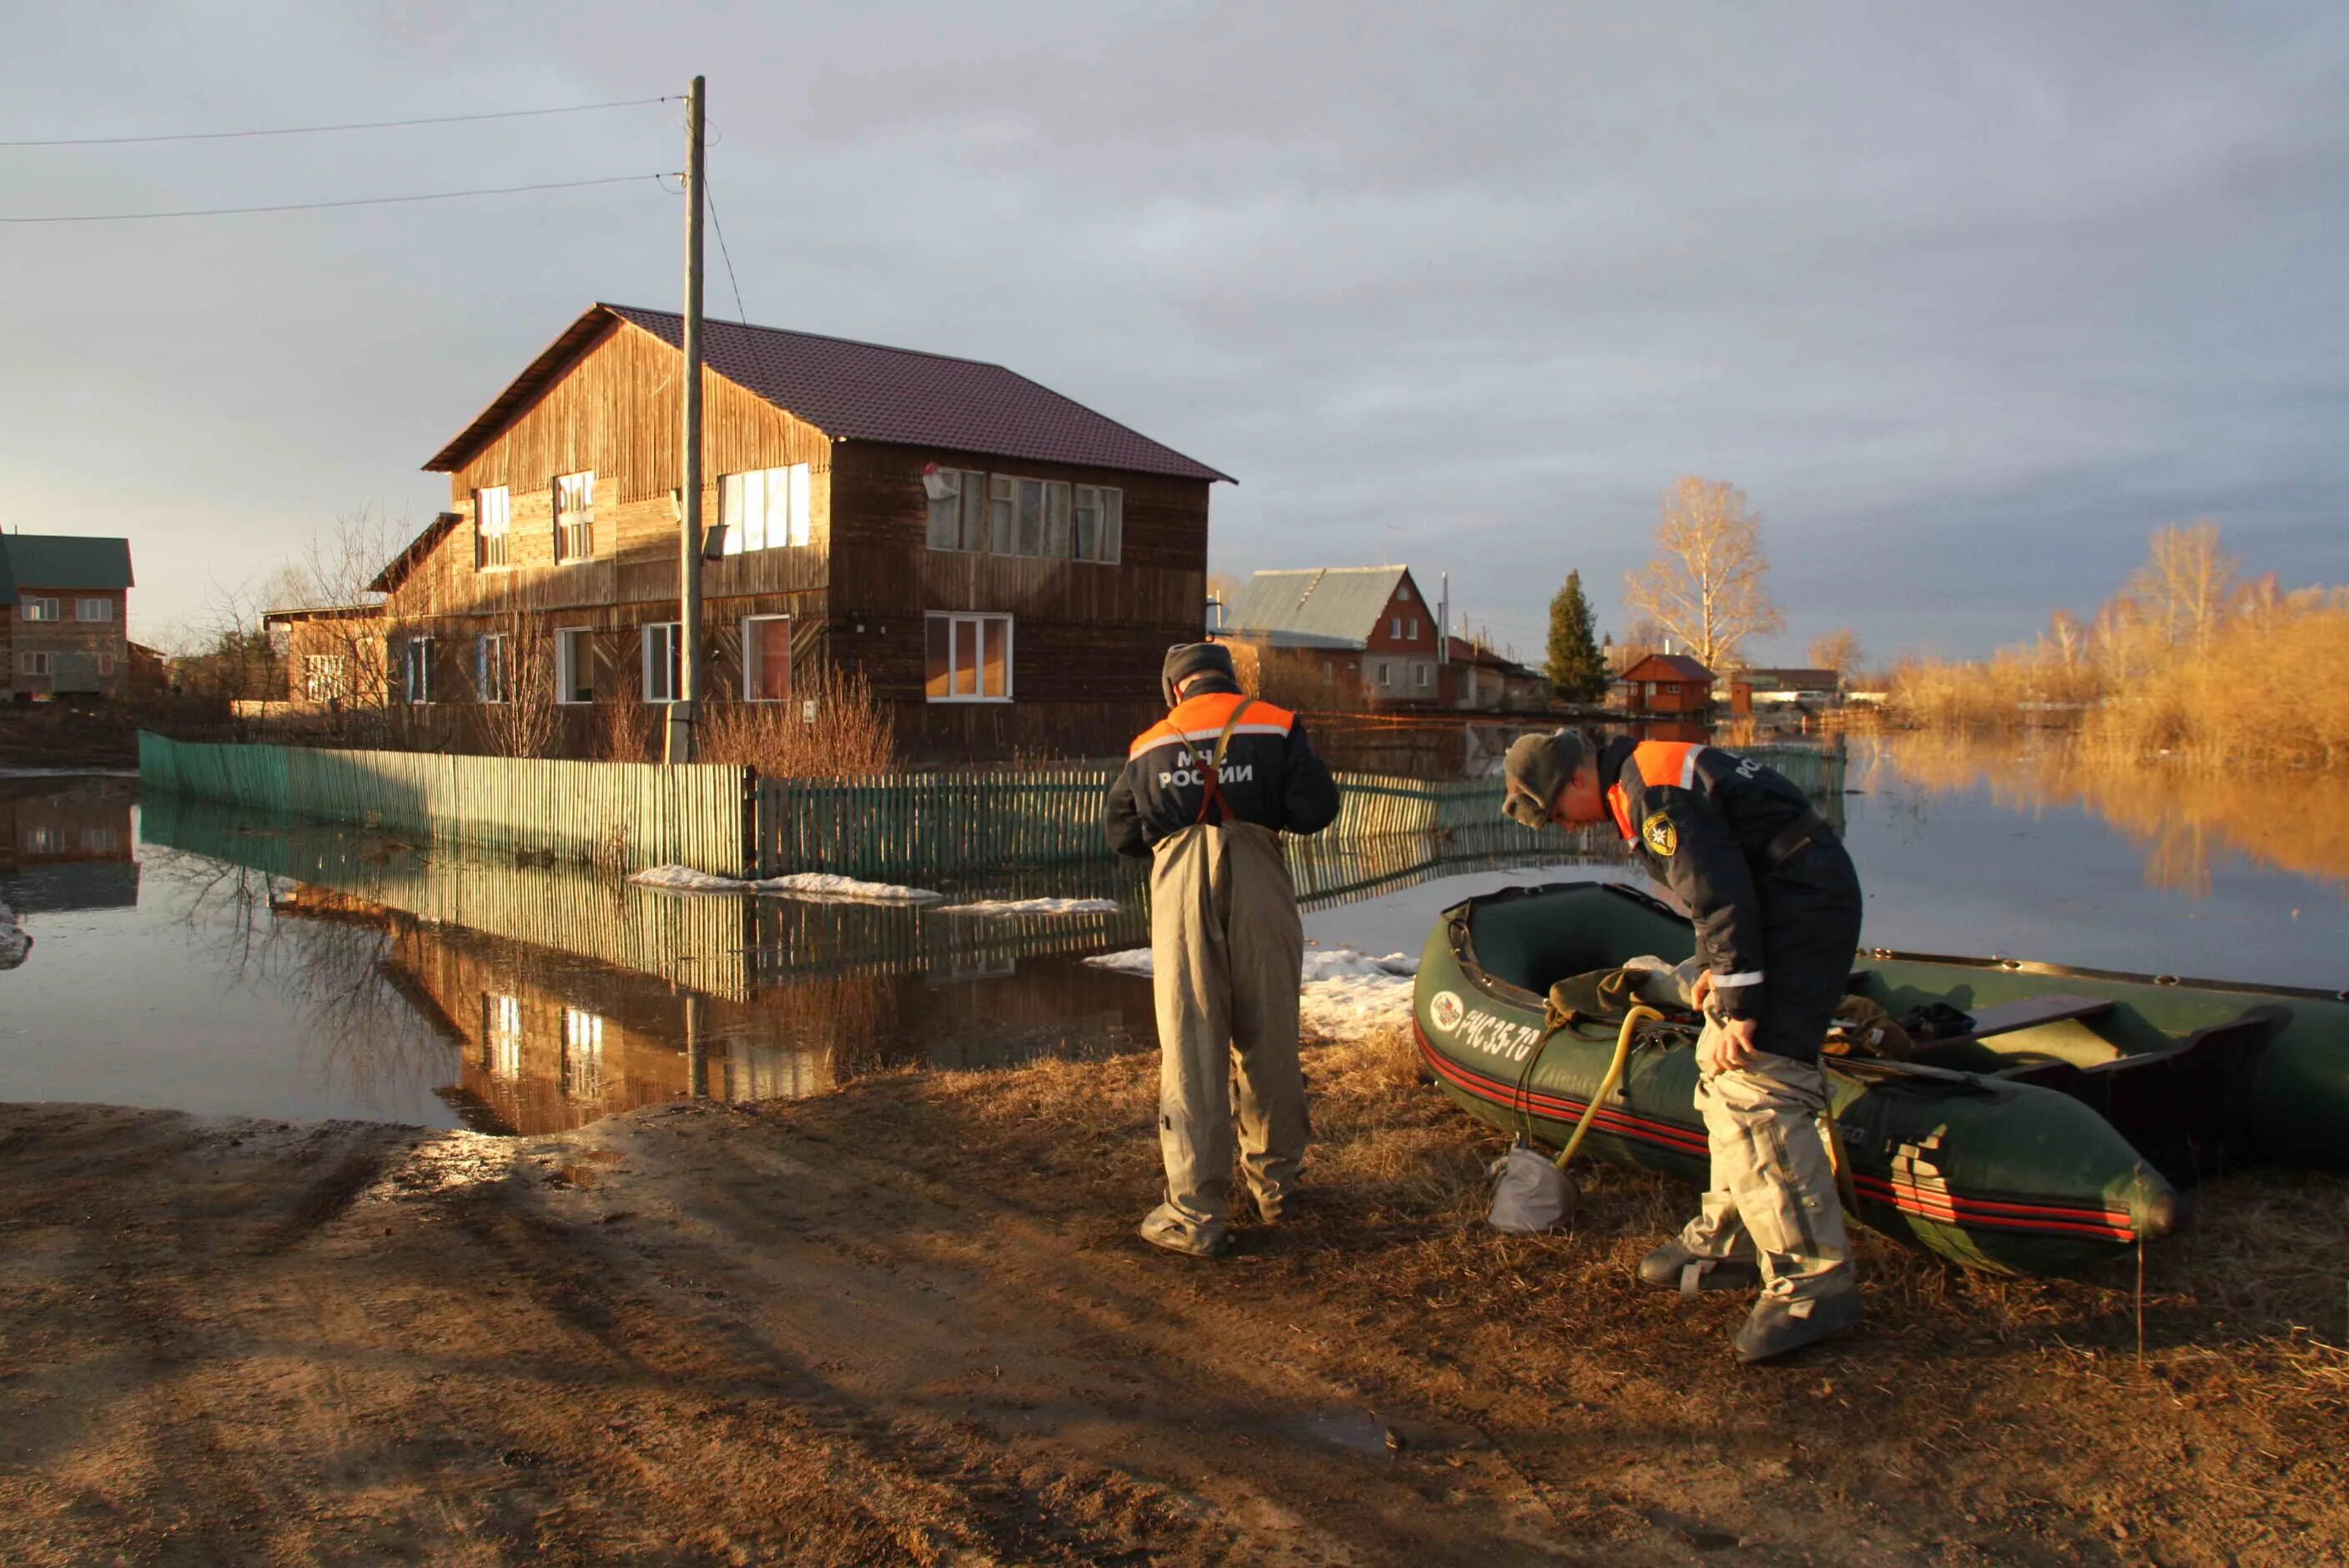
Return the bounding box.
[1220,566,1444,709]
[0,535,134,701]
[377,304,1230,761]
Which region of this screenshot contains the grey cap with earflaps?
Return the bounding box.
[1501,729,1587,828]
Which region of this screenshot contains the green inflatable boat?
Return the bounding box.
[1413,881,2343,1274]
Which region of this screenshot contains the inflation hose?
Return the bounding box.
[1553,1005,1662,1171]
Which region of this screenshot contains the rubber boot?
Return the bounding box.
[1733,1288,1864,1364]
[1138,1204,1229,1259]
[1638,1239,1762,1295]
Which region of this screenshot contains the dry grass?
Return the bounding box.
[591,696,654,762]
[698,667,897,778]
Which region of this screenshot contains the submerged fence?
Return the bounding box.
[138,733,752,876]
[142,732,1842,883]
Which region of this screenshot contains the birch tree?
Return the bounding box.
[1622,477,1783,671]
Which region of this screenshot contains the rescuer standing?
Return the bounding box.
[1105,644,1342,1257]
[1502,729,1865,1362]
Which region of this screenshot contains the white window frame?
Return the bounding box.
[1416,662,1433,689]
[924,612,1014,703]
[555,626,593,706]
[402,637,434,704]
[484,993,523,1080]
[475,633,511,705]
[21,597,59,622]
[1377,661,1393,687]
[75,597,113,622]
[475,485,512,570]
[641,621,683,704]
[718,465,812,555]
[304,653,348,703]
[553,470,595,564]
[742,614,792,702]
[18,651,53,676]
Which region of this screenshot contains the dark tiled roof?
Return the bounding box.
[425,304,1231,484]
[0,535,134,602]
[1621,653,1716,682]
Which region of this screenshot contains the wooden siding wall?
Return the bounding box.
[392,319,833,628]
[827,440,1210,761]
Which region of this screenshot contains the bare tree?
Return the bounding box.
[264,505,403,736]
[1808,628,1863,676]
[470,583,561,759]
[2126,520,2237,653]
[1622,477,1783,671]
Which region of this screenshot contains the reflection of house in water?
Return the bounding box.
[0,780,138,911]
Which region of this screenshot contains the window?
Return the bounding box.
[20,597,58,622]
[743,616,792,702]
[641,622,682,704]
[553,471,595,563]
[1376,661,1393,687]
[76,597,113,622]
[304,654,348,702]
[1398,584,1413,604]
[18,651,52,677]
[1323,661,1334,682]
[1390,617,1403,638]
[401,638,434,704]
[924,613,1012,701]
[1662,683,1681,696]
[561,1008,606,1100]
[719,465,812,554]
[26,827,58,852]
[1417,663,1433,689]
[1071,485,1122,563]
[923,468,988,552]
[483,994,523,1081]
[556,627,593,705]
[475,634,510,704]
[82,827,118,853]
[97,654,116,677]
[475,486,511,569]
[1408,617,1420,639]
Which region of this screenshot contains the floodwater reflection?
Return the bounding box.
[1868,732,2349,894]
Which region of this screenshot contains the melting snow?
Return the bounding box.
[934,897,1122,917]
[1082,944,1417,1035]
[629,866,944,903]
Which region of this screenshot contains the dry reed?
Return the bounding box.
[697,666,897,779]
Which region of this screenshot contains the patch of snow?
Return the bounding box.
[1083,943,1416,1035]
[629,865,944,903]
[934,897,1122,917]
[0,901,29,972]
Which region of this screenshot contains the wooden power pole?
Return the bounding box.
[666,73,707,765]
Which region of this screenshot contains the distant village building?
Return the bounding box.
[0,535,134,701]
[1727,666,1843,716]
[1616,651,1716,716]
[372,302,1229,762]
[1441,636,1552,714]
[1220,566,1442,709]
[264,604,390,712]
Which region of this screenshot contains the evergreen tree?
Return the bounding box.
[1546,570,1608,703]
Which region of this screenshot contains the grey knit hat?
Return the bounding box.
[1161,641,1238,707]
[1501,730,1588,828]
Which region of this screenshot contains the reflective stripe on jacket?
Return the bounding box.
[1598,736,1830,1023]
[1104,682,1342,857]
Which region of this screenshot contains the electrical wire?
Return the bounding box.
[0,172,678,224]
[0,96,677,148]
[704,171,748,324]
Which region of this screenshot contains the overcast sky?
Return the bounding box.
[5,2,2344,666]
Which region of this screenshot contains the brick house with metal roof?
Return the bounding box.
[377,303,1230,762]
[1219,566,1443,709]
[1,535,134,701]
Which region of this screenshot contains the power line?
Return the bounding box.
[0,95,677,149]
[0,172,678,224]
[704,170,748,324]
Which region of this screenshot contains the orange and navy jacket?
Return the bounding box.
[1104,680,1341,857]
[1597,736,1833,1023]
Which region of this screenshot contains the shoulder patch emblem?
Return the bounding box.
[1641,812,1677,858]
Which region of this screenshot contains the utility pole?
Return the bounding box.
[666,73,707,765]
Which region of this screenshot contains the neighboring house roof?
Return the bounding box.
[264,603,385,626]
[1446,636,1540,676]
[425,303,1233,484]
[1224,567,1419,651]
[368,513,463,595]
[0,534,134,604]
[1619,653,1716,683]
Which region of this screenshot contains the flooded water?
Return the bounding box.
[1,737,2341,1133]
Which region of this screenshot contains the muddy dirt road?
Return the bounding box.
[0,1038,2343,1565]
